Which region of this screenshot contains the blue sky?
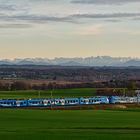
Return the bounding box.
[0,0,140,59]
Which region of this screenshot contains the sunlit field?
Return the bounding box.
[0,109,140,140]
[0,88,96,99]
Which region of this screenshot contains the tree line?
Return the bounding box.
[0,80,139,91]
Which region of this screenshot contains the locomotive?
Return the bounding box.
[0,96,140,108]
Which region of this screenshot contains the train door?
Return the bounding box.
[43,100,48,106]
[16,101,21,107]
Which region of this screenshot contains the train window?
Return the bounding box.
[55,100,59,104]
[89,100,92,103]
[62,100,65,103]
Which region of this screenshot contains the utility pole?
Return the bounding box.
[38,91,41,99]
[51,88,53,110]
[136,90,140,104]
[123,88,126,97]
[50,82,56,110]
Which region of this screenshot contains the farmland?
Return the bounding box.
[0,109,140,140]
[0,88,96,99]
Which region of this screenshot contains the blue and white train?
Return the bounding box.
[0,96,140,108]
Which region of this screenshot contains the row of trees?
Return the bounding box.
[0,80,139,91]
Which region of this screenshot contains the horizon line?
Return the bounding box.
[0,56,140,61]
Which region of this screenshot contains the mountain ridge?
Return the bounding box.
[0,56,140,66]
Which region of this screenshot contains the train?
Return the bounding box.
[0,96,140,108]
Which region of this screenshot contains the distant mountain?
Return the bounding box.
[123,60,140,67]
[0,56,140,67]
[59,61,83,66]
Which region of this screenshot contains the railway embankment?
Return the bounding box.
[1,104,140,111]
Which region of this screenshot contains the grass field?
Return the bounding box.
[0,88,96,99]
[0,109,140,140]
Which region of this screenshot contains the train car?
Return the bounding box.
[109,96,140,104]
[80,96,109,105]
[0,99,28,107]
[0,100,16,107]
[27,99,44,107]
[64,98,79,106]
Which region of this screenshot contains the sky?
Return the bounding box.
[0,0,140,59]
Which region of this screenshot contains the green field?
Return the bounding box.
[0,88,96,99]
[0,109,140,140]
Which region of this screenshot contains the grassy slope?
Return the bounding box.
[0,88,96,99]
[0,109,140,140]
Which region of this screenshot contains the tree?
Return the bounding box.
[11,81,31,90]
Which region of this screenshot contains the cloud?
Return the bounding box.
[0,12,139,26]
[0,14,74,23]
[69,13,140,19]
[0,5,17,11]
[0,0,139,27]
[71,0,140,5]
[0,23,32,29]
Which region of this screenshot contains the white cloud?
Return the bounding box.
[71,0,140,5]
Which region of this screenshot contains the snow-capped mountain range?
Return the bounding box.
[0,56,140,67]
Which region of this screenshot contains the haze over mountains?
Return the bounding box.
[0,56,140,67]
